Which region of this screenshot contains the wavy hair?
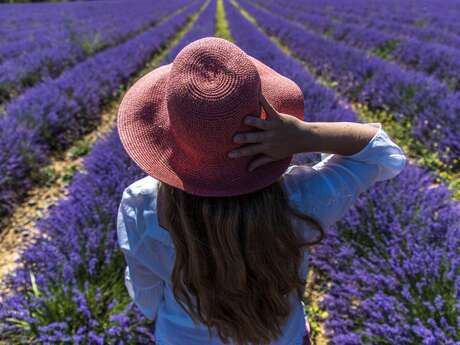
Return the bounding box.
[157,177,324,345]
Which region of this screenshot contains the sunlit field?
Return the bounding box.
[0,0,459,344]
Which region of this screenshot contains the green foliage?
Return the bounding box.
[324,27,335,37]
[304,298,328,343]
[231,0,257,25]
[0,82,14,102]
[69,140,91,159]
[35,165,58,185]
[215,0,234,41]
[370,39,400,60]
[18,144,46,185]
[21,71,43,89]
[302,270,331,345]
[399,84,416,104]
[64,19,104,57]
[79,32,103,56]
[413,18,430,28]
[2,253,135,342]
[62,164,78,184]
[354,103,460,200]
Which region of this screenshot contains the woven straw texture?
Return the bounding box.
[117,37,304,196]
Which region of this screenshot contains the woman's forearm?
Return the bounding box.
[296,121,380,156]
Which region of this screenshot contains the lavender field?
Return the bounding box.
[0,0,459,344]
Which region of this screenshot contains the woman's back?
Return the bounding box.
[118,173,310,345]
[117,122,407,345]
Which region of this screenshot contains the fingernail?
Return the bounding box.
[228,151,237,158]
[233,135,240,143]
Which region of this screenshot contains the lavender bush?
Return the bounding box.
[0,0,168,61]
[304,4,460,55]
[0,0,178,104]
[312,164,460,345]
[0,0,199,229]
[0,117,47,218]
[300,0,460,36]
[0,129,149,344]
[248,1,460,92]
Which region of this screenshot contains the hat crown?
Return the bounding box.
[165,37,261,159]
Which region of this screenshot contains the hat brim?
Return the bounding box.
[117,55,304,196]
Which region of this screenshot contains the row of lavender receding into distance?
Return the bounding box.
[304,0,460,36]
[252,0,460,93]
[0,0,175,105]
[238,0,460,170]
[304,3,460,53]
[0,0,161,59]
[162,0,216,65]
[337,16,460,53]
[226,0,460,343]
[0,0,198,228]
[0,0,217,342]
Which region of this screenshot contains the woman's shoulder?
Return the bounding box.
[122,175,159,199]
[120,175,162,212]
[120,175,175,249]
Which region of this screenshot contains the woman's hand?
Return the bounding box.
[228,93,304,172]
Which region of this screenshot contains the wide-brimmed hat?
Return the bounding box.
[117,37,304,197]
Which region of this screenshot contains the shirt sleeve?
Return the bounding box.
[116,185,166,322]
[282,122,407,231]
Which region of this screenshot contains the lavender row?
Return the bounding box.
[0,0,199,229]
[315,7,460,52]
[0,0,117,38]
[0,130,150,344]
[285,1,460,64]
[240,0,460,168]
[0,1,218,342]
[224,2,460,343]
[312,154,460,344]
[0,1,165,61]
[1,4,118,60]
[253,0,460,92]
[267,0,460,52]
[162,0,217,65]
[0,1,179,104]
[304,0,460,37]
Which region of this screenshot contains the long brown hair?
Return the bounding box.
[157,177,324,345]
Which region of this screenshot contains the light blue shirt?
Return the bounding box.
[117,123,407,345]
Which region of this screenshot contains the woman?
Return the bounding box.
[116,37,407,345]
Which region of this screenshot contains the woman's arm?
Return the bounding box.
[282,121,407,230]
[228,93,382,171]
[117,185,168,321]
[230,94,407,231]
[295,121,380,156]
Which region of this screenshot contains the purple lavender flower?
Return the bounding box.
[0,0,199,230]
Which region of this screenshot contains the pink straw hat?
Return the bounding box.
[117,36,304,197]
